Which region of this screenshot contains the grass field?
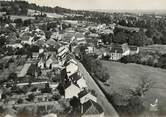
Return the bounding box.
[100,60,166,112]
[140,44,166,54]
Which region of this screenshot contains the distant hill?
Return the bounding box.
[0,0,75,15]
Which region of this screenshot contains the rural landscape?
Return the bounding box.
[0,0,166,117]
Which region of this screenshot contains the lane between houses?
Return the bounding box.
[77,61,119,117]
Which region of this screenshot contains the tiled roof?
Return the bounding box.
[82,100,104,115]
[78,90,89,98]
[75,32,84,38]
[110,47,123,53]
[46,38,58,46]
[62,33,75,42]
[70,72,82,82]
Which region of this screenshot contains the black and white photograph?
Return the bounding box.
[0,0,166,117]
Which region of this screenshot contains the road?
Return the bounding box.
[77,61,119,117]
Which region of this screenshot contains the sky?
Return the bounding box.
[26,0,166,10]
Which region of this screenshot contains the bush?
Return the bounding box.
[81,54,110,82]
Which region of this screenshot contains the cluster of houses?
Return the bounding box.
[98,43,139,61]
[0,10,140,117]
[55,34,105,116]
[0,20,106,117]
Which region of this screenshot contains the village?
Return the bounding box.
[0,12,120,117]
[0,10,141,116]
[1,1,166,117]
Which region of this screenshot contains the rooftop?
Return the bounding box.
[82,100,104,115]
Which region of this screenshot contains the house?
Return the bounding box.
[32,52,39,59]
[46,38,58,47]
[21,36,34,45]
[121,43,130,56]
[49,83,59,90]
[35,39,46,47]
[57,46,70,60]
[77,77,87,89]
[72,45,81,59]
[65,83,81,99]
[89,33,99,38]
[46,57,53,69]
[78,90,97,104]
[17,63,31,78]
[39,48,44,54]
[109,47,123,61]
[46,55,60,69]
[81,100,104,117]
[70,72,87,89]
[100,29,114,35]
[75,32,86,45]
[6,32,19,44]
[38,59,45,69]
[97,24,107,31]
[20,32,33,45]
[129,46,139,55]
[62,33,75,43]
[85,46,95,54]
[66,61,78,78]
[121,43,139,56]
[6,43,23,49]
[0,12,6,17]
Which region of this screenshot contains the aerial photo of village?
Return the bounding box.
[0,0,166,117]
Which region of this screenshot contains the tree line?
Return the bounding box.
[120,52,166,69]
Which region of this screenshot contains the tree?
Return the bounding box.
[100,33,113,44]
[110,91,145,116]
[24,19,31,26]
[128,77,155,97]
[81,54,110,82]
[14,18,23,27]
[18,98,23,104]
[69,96,81,115]
[127,96,145,116]
[41,83,52,93]
[8,72,17,81]
[27,94,35,102]
[57,83,65,96]
[159,54,166,69]
[0,35,7,47]
[27,64,37,77]
[128,30,150,46]
[0,63,3,70]
[52,94,61,101]
[113,31,128,44]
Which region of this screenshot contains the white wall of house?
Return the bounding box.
[110,53,122,61]
[77,77,87,89]
[65,84,81,99]
[66,63,78,77]
[38,61,45,69]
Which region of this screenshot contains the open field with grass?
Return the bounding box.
[100,60,166,113]
[140,44,166,54]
